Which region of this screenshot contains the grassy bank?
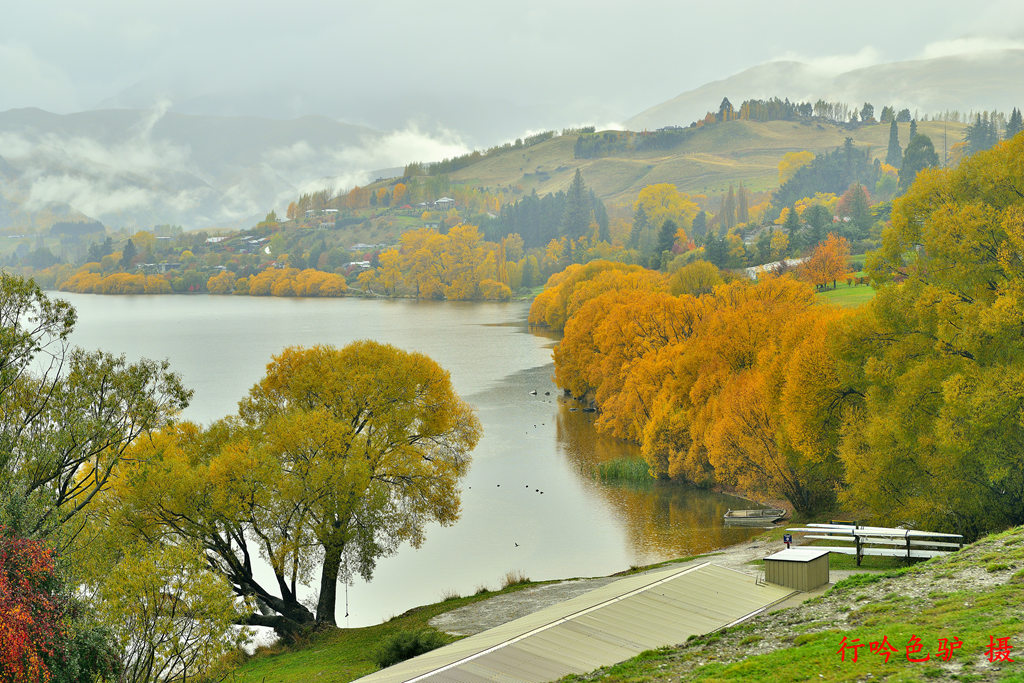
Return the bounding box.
[227,579,540,682]
[594,456,652,485]
[563,525,1024,682]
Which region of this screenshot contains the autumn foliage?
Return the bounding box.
[0,530,62,683]
[358,225,518,301]
[542,272,845,514]
[540,133,1024,536]
[799,233,851,289]
[59,271,172,295]
[528,260,667,331]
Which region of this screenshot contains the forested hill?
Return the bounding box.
[441,118,964,206]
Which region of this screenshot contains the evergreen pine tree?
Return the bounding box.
[657,219,678,267]
[120,239,137,269]
[783,204,801,245]
[703,229,727,268]
[630,205,648,249]
[561,169,592,239]
[965,114,999,154]
[1006,108,1024,140]
[847,184,872,241]
[899,133,939,192]
[909,119,918,140]
[804,204,832,247]
[592,194,610,243]
[719,97,734,122]
[886,119,902,168]
[755,228,772,264]
[691,211,708,243]
[722,186,736,229]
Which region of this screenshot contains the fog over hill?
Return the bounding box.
[628,49,1024,130]
[0,106,467,230]
[2,47,1023,232]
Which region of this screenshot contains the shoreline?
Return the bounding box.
[428,528,820,636]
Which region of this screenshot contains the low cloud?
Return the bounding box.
[265,124,469,200]
[772,46,884,75]
[0,108,473,229]
[919,37,1024,60]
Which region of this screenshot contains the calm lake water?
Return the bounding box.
[59,293,760,627]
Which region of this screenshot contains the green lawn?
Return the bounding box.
[817,283,876,308]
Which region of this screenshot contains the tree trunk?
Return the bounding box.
[241,613,310,641]
[315,547,342,627]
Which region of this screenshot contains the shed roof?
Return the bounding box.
[764,548,832,563]
[354,563,795,683]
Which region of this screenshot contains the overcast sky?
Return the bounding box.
[3,0,1024,143]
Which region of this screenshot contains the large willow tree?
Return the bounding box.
[837,133,1024,538]
[115,342,481,638]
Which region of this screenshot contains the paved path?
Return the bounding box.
[429,537,861,636]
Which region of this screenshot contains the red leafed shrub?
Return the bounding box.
[0,529,64,683]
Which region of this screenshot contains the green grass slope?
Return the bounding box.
[228,581,540,683]
[817,283,876,308]
[449,119,964,206]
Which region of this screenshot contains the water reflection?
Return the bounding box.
[555,400,761,563]
[57,292,765,626]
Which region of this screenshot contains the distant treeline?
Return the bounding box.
[404,129,570,177]
[773,138,881,210]
[574,97,866,159]
[487,171,608,249]
[574,127,695,159]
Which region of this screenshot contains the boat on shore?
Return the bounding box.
[723,508,787,525]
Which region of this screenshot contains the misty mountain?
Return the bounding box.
[0,107,408,230]
[628,49,1024,130]
[95,81,552,149]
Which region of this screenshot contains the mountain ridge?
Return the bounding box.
[627,49,1024,130]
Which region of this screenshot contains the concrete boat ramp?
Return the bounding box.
[354,562,796,683]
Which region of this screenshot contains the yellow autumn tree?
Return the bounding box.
[109,342,481,639]
[778,150,814,185]
[799,233,850,289]
[634,184,700,230]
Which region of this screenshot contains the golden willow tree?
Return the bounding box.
[544,269,845,516]
[836,133,1024,537]
[541,133,1024,536]
[110,342,481,638]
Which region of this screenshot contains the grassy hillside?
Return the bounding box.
[228,580,542,683]
[565,525,1024,682]
[448,119,963,207]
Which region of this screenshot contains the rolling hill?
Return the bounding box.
[445,118,965,208]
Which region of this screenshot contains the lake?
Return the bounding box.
[59,293,761,627]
